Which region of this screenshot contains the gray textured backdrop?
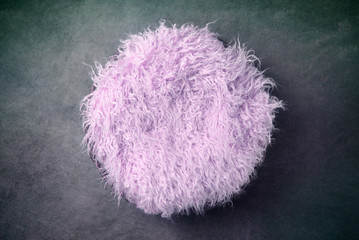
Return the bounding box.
[1,0,358,239]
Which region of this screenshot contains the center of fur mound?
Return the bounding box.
[81,21,283,218]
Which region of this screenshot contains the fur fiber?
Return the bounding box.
[81,21,284,218]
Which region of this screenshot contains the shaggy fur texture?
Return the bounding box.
[81,21,284,218]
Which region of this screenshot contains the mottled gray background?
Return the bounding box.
[1,0,358,239]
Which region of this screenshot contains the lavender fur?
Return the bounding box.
[81,21,284,217]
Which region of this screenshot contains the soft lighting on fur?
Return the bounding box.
[81,21,284,218]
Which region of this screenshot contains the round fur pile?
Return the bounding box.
[81,21,283,217]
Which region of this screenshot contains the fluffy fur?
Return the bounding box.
[81,21,284,218]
